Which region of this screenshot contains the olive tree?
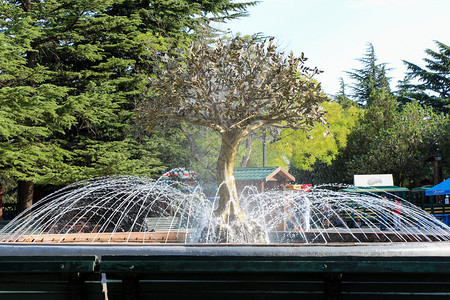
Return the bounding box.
[137,36,326,242]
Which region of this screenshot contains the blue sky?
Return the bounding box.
[221,0,450,96]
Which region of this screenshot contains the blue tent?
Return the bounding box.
[426,178,450,196]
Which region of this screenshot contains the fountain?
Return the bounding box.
[1,175,450,299]
[0,175,449,251]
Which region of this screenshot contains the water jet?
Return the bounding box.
[0,175,448,247]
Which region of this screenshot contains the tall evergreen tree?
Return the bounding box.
[346,43,391,106]
[304,42,448,187]
[0,0,255,211]
[335,77,355,109]
[401,41,450,113]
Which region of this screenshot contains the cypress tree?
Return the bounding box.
[346,43,391,106]
[0,0,255,211]
[401,41,450,113]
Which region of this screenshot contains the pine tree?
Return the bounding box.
[0,0,81,209]
[335,77,355,109]
[401,41,450,113]
[0,0,255,211]
[346,43,391,106]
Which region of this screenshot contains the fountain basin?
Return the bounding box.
[0,242,449,257]
[1,243,449,299]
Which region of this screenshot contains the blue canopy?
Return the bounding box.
[426,178,450,196]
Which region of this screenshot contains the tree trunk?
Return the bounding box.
[18,180,34,213]
[215,130,246,217]
[21,0,34,12]
[180,125,202,162]
[204,129,268,243]
[0,181,3,220]
[240,136,253,168]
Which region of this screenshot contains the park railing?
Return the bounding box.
[0,255,102,300]
[1,254,450,299]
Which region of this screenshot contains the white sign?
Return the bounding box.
[354,174,394,187]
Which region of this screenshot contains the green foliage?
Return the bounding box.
[236,128,286,169]
[339,43,449,187]
[108,0,258,44]
[345,100,447,187]
[299,41,449,187]
[139,36,326,134]
[400,41,450,114]
[361,90,398,135]
[257,101,361,171]
[0,0,254,189]
[296,101,447,187]
[180,123,222,183]
[347,43,391,106]
[335,78,357,109]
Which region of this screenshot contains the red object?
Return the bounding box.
[162,169,196,180]
[394,201,402,215]
[285,184,312,192]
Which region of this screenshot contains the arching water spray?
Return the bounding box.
[0,176,449,244]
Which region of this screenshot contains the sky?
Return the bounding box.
[220,0,450,96]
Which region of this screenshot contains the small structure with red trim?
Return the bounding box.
[234,167,295,194]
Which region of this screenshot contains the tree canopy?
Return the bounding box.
[0,0,255,210]
[347,43,391,106]
[296,44,449,187]
[139,37,326,135]
[400,41,450,114]
[243,101,361,172]
[137,36,326,241]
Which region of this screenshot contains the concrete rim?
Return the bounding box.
[0,242,449,258]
